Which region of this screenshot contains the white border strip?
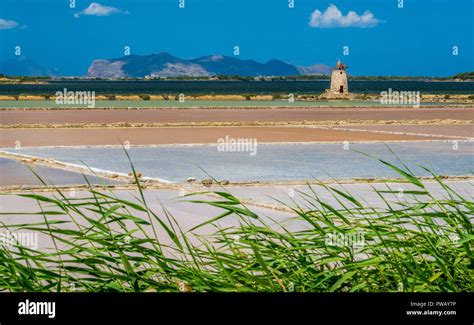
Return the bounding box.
[0,150,174,184]
[1,139,473,150]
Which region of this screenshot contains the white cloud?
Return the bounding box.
[309,4,380,28]
[74,3,128,18]
[0,18,19,30]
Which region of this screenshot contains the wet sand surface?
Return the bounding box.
[0,157,121,186]
[0,127,448,147]
[333,124,474,138]
[1,107,473,125]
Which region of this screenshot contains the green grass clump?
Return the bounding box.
[0,158,472,293]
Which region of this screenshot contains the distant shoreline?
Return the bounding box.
[2,73,474,83]
[0,95,472,105]
[1,79,474,86]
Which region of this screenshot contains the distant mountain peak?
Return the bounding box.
[266,59,285,64]
[0,56,55,77]
[297,64,333,76]
[197,55,225,62]
[154,51,175,57]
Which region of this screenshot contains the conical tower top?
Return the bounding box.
[335,59,347,70]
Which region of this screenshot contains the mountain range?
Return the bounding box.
[87,52,332,78]
[0,53,333,77]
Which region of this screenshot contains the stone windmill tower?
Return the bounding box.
[322,59,353,99]
[331,59,349,94]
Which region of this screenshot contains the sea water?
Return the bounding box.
[4,141,473,183]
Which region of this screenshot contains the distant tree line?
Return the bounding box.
[0,74,51,81]
[450,72,474,80]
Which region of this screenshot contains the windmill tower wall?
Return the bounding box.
[330,69,349,94]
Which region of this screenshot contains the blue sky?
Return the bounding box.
[0,0,472,76]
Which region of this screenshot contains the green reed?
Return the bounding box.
[0,157,472,292]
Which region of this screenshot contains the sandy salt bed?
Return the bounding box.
[1,107,473,125]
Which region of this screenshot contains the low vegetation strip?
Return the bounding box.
[1,119,472,129]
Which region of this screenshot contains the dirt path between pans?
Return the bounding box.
[2,107,473,126]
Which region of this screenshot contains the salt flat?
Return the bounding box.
[0,126,437,148]
[1,106,472,125]
[0,157,120,187]
[4,141,472,183]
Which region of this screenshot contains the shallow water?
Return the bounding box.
[5,141,473,183]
